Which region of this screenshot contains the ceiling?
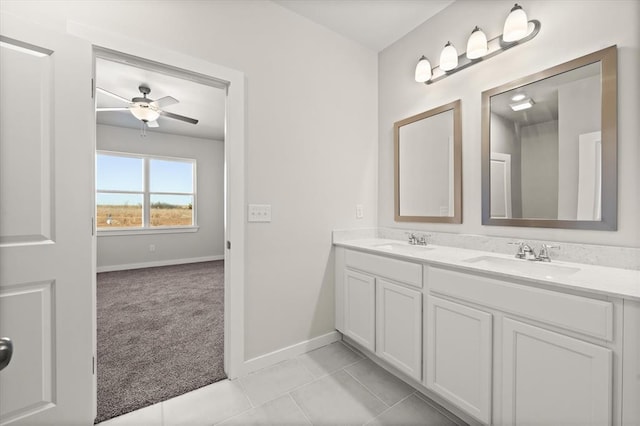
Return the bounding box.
[96,57,226,141]
[274,0,454,51]
[96,1,455,140]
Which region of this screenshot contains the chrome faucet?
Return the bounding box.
[407,233,418,245]
[406,232,429,246]
[509,241,560,262]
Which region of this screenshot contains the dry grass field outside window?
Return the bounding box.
[97,205,192,228]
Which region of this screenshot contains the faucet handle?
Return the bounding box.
[537,244,560,262]
[508,241,525,258]
[405,232,417,244]
[417,234,430,246]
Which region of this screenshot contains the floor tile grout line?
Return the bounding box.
[342,367,391,409]
[363,391,419,425]
[414,391,467,426]
[287,391,314,425]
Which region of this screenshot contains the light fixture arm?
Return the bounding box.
[423,19,541,85]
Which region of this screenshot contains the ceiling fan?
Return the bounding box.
[96,85,198,128]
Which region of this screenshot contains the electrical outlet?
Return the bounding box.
[248,204,272,222]
[149,244,156,252]
[356,204,364,219]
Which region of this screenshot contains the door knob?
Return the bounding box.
[0,337,13,371]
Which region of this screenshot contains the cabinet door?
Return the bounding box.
[376,279,422,380]
[426,296,492,424]
[344,269,375,351]
[502,318,612,426]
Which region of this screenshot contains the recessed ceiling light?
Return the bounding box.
[509,98,535,111]
[511,93,526,101]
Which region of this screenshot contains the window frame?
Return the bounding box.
[96,150,198,235]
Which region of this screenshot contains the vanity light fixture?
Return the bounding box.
[414,55,433,83]
[440,42,459,71]
[466,27,488,59]
[503,3,529,42]
[509,98,535,111]
[414,3,540,85]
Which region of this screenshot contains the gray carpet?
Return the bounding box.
[95,261,226,423]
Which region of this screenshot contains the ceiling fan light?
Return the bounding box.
[466,26,488,59]
[130,105,160,122]
[415,55,433,83]
[503,3,529,42]
[439,42,459,72]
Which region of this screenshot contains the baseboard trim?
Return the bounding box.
[238,331,341,377]
[97,255,224,273]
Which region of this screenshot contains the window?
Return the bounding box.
[97,152,196,231]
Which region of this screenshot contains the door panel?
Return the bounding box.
[426,296,492,424]
[502,318,612,425]
[0,13,94,425]
[344,269,375,351]
[376,279,421,380]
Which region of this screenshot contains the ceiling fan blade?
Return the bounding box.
[159,110,199,125]
[96,87,132,104]
[152,96,179,108]
[147,120,160,128]
[96,107,129,111]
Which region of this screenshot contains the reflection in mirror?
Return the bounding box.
[482,46,617,230]
[394,100,461,223]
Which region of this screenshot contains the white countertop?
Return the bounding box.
[335,238,640,301]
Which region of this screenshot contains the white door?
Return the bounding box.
[376,279,422,380]
[425,296,492,424]
[0,13,95,425]
[343,269,375,351]
[490,153,512,219]
[502,318,612,426]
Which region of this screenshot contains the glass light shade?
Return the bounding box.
[466,26,488,59]
[503,4,529,42]
[130,105,160,122]
[440,42,458,72]
[415,56,432,83]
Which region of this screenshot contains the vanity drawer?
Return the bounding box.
[345,250,422,288]
[427,267,614,341]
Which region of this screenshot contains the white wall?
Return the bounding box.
[96,124,224,270]
[379,0,640,247]
[521,120,558,219]
[0,1,378,360]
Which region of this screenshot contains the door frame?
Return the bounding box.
[69,22,246,413]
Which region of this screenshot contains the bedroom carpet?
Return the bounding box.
[95,261,225,423]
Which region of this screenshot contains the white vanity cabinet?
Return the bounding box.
[335,247,423,381]
[427,265,616,426]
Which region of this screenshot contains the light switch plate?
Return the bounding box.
[248,204,271,222]
[356,204,364,219]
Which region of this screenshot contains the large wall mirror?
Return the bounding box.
[394,100,462,223]
[481,46,617,230]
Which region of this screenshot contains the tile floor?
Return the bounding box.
[99,341,465,426]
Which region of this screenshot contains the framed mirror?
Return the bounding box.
[482,46,617,230]
[394,100,462,223]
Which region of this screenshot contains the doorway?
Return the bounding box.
[92,48,238,422]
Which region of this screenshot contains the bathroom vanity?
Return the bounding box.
[334,238,640,426]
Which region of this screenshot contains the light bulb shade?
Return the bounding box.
[503,4,529,42]
[439,42,458,72]
[130,105,160,122]
[466,26,488,59]
[415,56,432,83]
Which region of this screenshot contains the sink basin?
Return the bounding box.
[464,255,580,278]
[372,242,434,253]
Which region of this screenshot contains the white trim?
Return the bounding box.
[96,255,223,273]
[73,20,246,389]
[239,331,341,377]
